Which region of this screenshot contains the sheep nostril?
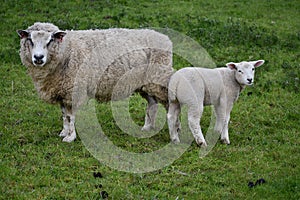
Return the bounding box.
[34,55,44,60]
[33,54,45,65]
[247,78,253,83]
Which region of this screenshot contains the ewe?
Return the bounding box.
[167,60,264,146]
[17,22,173,142]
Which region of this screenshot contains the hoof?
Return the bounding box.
[221,138,230,145]
[196,138,207,147]
[62,134,76,142]
[141,125,153,131]
[171,137,180,144]
[59,130,67,137]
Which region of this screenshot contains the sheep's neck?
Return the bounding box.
[28,66,52,82]
[27,60,73,104]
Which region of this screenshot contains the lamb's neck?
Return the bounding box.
[234,78,245,93]
[223,68,244,99]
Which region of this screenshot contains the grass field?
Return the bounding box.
[0,0,299,199]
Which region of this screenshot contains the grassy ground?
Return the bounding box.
[0,0,299,199]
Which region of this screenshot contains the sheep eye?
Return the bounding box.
[27,38,33,46]
[252,68,255,71]
[47,38,54,47]
[238,70,243,73]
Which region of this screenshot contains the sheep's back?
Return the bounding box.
[65,29,173,102]
[65,29,172,70]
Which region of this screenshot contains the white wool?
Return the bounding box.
[167,60,264,146]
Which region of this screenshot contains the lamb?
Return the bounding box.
[167,60,264,146]
[17,22,174,142]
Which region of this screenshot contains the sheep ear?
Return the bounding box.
[53,31,67,43]
[251,60,265,68]
[226,62,237,70]
[17,30,29,39]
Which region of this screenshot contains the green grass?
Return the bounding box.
[1,0,299,199]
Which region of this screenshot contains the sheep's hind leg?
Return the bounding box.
[188,105,207,147]
[141,94,158,131]
[167,101,181,143]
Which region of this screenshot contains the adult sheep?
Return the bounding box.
[167,60,264,146]
[17,22,174,142]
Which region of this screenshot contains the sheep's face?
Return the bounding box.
[17,30,66,67]
[226,60,265,86]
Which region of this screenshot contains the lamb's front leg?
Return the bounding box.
[220,113,231,145]
[214,102,231,145]
[60,105,77,142]
[214,95,232,145]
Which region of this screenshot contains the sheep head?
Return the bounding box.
[17,27,66,67]
[226,60,264,86]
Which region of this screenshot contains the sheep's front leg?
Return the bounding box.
[167,101,181,143]
[59,105,72,138]
[60,105,77,142]
[141,95,158,131]
[59,105,69,137]
[188,105,207,147]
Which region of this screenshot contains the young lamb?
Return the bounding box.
[17,22,174,142]
[167,60,264,146]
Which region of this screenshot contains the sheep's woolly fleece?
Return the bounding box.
[18,22,174,107]
[18,22,174,142]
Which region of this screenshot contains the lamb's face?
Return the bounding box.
[226,60,265,86]
[235,62,256,85]
[17,29,66,67]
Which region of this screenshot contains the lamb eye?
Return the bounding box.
[238,70,243,73]
[252,68,255,71]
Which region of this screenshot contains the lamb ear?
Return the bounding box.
[252,60,265,68]
[17,30,29,39]
[52,31,67,42]
[226,62,238,70]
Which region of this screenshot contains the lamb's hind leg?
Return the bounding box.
[188,104,207,147]
[60,105,77,143]
[167,101,181,143]
[141,94,158,131]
